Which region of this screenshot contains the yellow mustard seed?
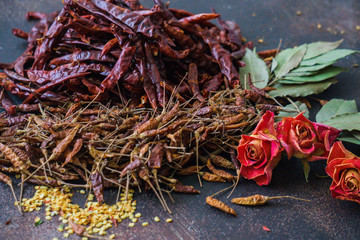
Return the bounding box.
[63,232,69,238]
[45,216,52,220]
[109,234,116,239]
[52,238,59,240]
[142,222,149,227]
[82,237,89,240]
[128,222,135,227]
[34,217,41,223]
[154,216,160,222]
[166,218,173,223]
[134,213,141,218]
[80,190,85,194]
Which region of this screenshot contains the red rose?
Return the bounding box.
[276,113,340,161]
[237,111,283,186]
[325,141,360,204]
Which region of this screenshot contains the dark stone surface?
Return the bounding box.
[0,0,360,239]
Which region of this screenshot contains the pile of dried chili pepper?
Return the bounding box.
[0,0,284,225]
[0,0,253,112]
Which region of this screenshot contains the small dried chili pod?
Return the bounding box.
[209,155,235,170]
[172,183,200,194]
[206,159,235,181]
[206,196,237,216]
[202,172,226,182]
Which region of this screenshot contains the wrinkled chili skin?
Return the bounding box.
[0,0,251,109]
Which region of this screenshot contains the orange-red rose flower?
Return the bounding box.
[276,113,340,161]
[325,141,360,204]
[237,111,283,186]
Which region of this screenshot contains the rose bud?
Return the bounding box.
[325,141,360,204]
[237,111,283,186]
[276,113,340,161]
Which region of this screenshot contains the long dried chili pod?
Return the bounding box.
[231,194,310,206]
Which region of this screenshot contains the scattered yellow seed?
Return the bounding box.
[142,222,149,227]
[296,10,302,16]
[317,24,322,29]
[34,217,41,223]
[63,232,69,238]
[14,201,19,206]
[356,25,360,31]
[257,38,264,44]
[80,190,86,194]
[109,234,116,239]
[166,218,173,223]
[81,237,89,240]
[20,186,140,237]
[52,238,59,240]
[252,13,256,17]
[154,216,160,222]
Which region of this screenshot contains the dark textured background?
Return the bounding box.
[0,0,359,239]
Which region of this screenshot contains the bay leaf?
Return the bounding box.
[300,49,358,66]
[280,66,345,84]
[269,78,337,97]
[315,99,358,123]
[274,47,299,66]
[290,61,336,73]
[239,48,269,89]
[321,112,360,131]
[278,101,309,118]
[271,58,278,73]
[274,45,307,78]
[303,39,343,60]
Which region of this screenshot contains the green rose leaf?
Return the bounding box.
[301,159,310,183]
